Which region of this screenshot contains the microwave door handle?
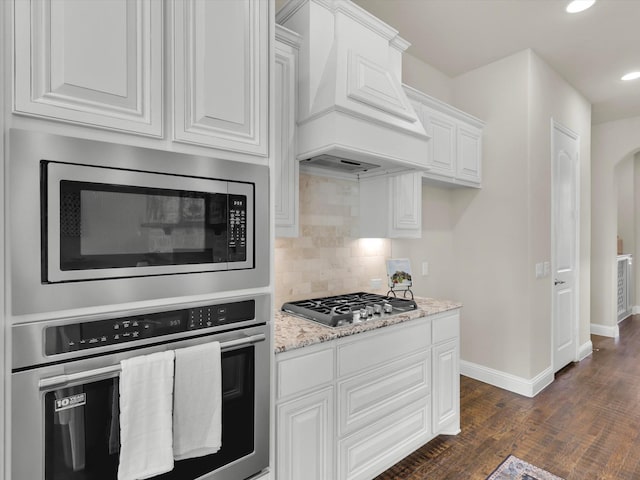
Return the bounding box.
[39,333,267,390]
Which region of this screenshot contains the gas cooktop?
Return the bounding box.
[281,292,418,328]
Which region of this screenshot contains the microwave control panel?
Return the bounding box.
[228,194,247,261]
[45,300,256,355]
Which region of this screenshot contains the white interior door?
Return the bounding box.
[552,120,580,373]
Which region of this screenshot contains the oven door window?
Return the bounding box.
[44,348,255,480]
[57,180,240,271]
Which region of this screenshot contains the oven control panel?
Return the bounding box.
[45,300,256,355]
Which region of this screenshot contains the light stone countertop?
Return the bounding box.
[275,296,462,354]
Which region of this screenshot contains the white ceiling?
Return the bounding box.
[350,0,640,124]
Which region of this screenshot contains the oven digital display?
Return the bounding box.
[44,300,255,355]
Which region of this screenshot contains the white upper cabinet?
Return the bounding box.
[405,85,484,188]
[173,0,269,157]
[359,172,422,239]
[14,0,163,136]
[275,26,301,238]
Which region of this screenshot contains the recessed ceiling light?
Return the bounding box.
[621,72,640,81]
[566,0,596,13]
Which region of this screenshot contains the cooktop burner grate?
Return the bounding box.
[281,292,417,328]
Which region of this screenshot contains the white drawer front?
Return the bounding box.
[338,351,430,436]
[337,319,431,376]
[277,346,334,399]
[432,311,460,344]
[337,398,432,480]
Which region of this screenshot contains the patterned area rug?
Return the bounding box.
[487,455,564,480]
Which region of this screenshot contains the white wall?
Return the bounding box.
[391,183,455,300]
[528,51,592,365]
[402,52,452,104]
[592,117,640,334]
[394,48,592,393]
[616,158,634,255]
[450,49,591,383]
[634,155,640,305]
[450,51,533,379]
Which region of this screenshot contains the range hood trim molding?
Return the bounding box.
[298,105,432,141]
[277,0,401,43]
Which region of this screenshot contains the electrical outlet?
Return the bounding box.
[543,261,550,277]
[422,261,429,276]
[370,278,382,289]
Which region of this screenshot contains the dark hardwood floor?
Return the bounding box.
[376,315,640,479]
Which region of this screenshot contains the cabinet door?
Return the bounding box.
[390,172,422,238]
[456,123,482,185]
[173,0,269,156]
[275,34,299,237]
[432,339,460,434]
[425,109,456,178]
[14,0,162,136]
[277,387,334,480]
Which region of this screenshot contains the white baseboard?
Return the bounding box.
[460,361,554,398]
[633,305,640,315]
[590,323,619,337]
[577,340,593,361]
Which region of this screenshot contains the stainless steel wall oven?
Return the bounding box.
[11,294,270,480]
[9,129,270,315]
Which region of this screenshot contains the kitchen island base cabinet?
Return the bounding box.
[275,310,461,480]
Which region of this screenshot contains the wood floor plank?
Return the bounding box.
[375,316,640,480]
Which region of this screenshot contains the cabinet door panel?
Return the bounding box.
[14,0,162,136]
[173,0,268,156]
[456,124,482,184]
[427,112,456,177]
[277,388,334,480]
[275,35,299,237]
[433,339,460,433]
[390,172,422,238]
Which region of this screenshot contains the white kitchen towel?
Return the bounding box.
[118,350,175,480]
[173,342,222,460]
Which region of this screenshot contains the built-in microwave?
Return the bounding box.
[9,130,269,315]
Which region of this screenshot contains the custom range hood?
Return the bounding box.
[277,0,430,178]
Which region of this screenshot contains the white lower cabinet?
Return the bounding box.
[275,311,460,480]
[277,387,335,480]
[433,340,459,433]
[432,313,461,435]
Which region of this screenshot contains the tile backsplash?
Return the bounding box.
[275,173,391,308]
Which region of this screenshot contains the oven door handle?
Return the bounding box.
[38,333,267,390]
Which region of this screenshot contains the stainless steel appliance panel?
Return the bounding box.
[9,129,270,315]
[12,295,271,480]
